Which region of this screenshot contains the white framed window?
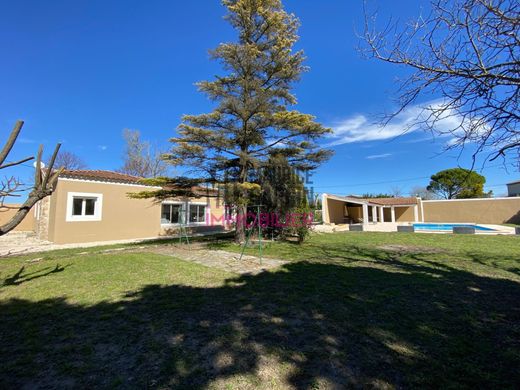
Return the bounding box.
[161,201,208,226]
[161,203,185,224]
[189,204,206,224]
[66,192,103,222]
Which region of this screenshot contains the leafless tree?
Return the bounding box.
[117,129,169,178]
[49,150,87,170]
[361,0,519,167]
[0,121,62,235]
[390,185,403,197]
[409,186,439,200]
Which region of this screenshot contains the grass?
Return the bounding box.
[1,232,519,388]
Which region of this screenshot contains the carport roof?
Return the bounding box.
[325,194,418,206]
[368,197,419,206]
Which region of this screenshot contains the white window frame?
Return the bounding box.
[66,192,103,222]
[187,202,207,225]
[160,201,210,227]
[161,202,185,226]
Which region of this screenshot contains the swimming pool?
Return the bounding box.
[412,223,496,232]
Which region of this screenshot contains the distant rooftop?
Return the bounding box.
[507,180,520,185]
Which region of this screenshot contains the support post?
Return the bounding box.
[413,205,419,222]
[390,207,396,223]
[372,206,377,223]
[379,207,384,223]
[322,194,329,224]
[362,204,369,226]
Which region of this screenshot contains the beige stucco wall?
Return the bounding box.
[324,198,346,224]
[395,206,415,222]
[0,205,35,231]
[47,179,225,244]
[347,205,363,222]
[423,198,520,224]
[383,208,391,222]
[323,196,369,224]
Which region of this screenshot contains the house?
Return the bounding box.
[507,180,520,197]
[322,193,520,225]
[1,170,227,244]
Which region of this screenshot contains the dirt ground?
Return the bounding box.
[141,244,288,274]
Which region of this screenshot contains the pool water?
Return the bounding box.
[412,223,496,232]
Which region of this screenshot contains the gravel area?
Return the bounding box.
[0,232,55,257]
[145,244,288,275]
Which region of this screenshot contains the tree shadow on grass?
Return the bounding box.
[462,251,520,277]
[2,263,71,287]
[0,256,519,388]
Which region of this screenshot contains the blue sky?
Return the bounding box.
[1,0,517,198]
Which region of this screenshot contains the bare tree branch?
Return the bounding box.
[117,129,170,178]
[0,156,34,170]
[0,121,25,166]
[0,121,62,236]
[49,150,87,170]
[360,0,520,167]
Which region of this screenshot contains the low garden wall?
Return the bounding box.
[0,205,35,232]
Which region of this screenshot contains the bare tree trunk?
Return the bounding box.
[0,121,62,236]
[0,191,46,235]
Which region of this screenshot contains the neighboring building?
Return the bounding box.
[322,193,520,225]
[1,170,226,244]
[507,180,520,197]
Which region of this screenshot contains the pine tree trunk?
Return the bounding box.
[235,161,248,244]
[235,204,247,243]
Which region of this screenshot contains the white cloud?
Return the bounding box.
[97,145,108,151]
[327,100,484,147]
[18,138,36,144]
[366,153,392,160]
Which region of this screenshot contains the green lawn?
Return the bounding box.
[1,232,519,388]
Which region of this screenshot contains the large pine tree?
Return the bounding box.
[169,0,333,241]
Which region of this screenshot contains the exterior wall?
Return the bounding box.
[507,183,520,197]
[324,198,345,224]
[35,197,51,240]
[347,205,363,222]
[423,197,520,224]
[0,205,35,231]
[47,179,225,244]
[395,206,415,222]
[383,208,391,222]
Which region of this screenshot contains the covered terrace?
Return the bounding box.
[321,194,422,226]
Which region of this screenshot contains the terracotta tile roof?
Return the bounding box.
[367,197,419,206]
[59,170,220,194]
[59,170,146,184]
